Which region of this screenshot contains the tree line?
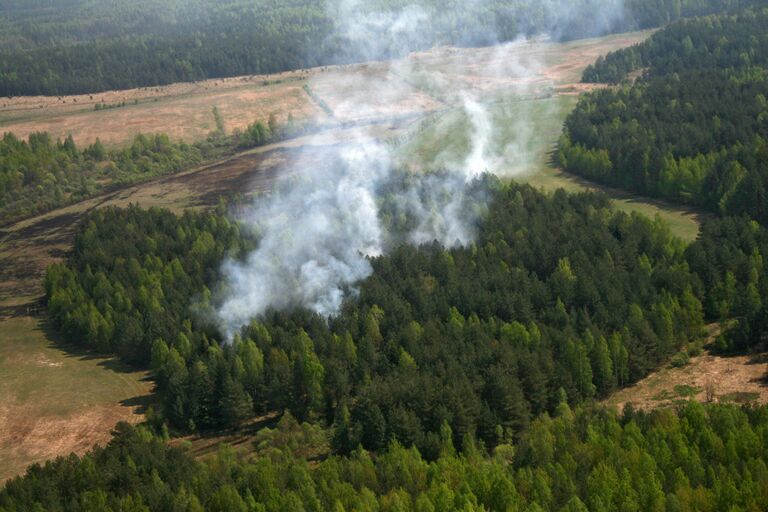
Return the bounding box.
[0,132,201,225]
[559,7,768,354]
[0,116,284,226]
[561,7,768,224]
[686,217,768,353]
[2,402,766,511]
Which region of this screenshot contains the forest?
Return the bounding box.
[24,174,768,509]
[1,402,766,511]
[561,7,768,223]
[43,179,768,454]
[29,166,768,511]
[0,132,201,224]
[0,0,758,96]
[4,2,768,509]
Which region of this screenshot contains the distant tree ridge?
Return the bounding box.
[0,0,758,96]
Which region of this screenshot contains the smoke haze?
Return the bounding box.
[215,0,627,339]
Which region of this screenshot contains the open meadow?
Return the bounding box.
[396,93,702,241]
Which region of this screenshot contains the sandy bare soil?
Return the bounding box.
[606,352,768,412]
[605,326,768,411]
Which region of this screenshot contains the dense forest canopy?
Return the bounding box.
[32,178,768,508]
[2,403,767,511]
[44,179,768,456]
[0,0,761,95]
[561,7,768,224]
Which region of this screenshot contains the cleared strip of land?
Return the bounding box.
[0,31,653,148]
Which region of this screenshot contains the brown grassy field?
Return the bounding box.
[604,325,768,412]
[604,351,768,412]
[2,29,693,481]
[0,73,327,148]
[309,66,445,122]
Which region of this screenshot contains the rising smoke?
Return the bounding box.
[215,0,627,340]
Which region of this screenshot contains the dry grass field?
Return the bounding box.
[605,350,768,412]
[604,325,768,412]
[0,30,652,148]
[0,73,327,147]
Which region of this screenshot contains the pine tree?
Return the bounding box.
[218,375,253,428]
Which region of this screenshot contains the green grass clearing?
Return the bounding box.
[720,392,761,404]
[674,384,702,398]
[396,93,701,242]
[395,95,575,175]
[652,390,676,401]
[0,316,153,482]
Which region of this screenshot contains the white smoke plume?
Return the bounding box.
[216,141,391,337]
[215,0,627,339]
